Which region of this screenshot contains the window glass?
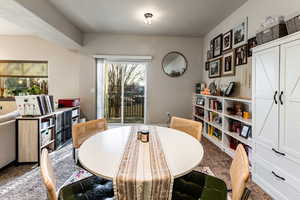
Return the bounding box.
[0,61,48,98]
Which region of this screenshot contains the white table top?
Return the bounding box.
[78,126,204,180]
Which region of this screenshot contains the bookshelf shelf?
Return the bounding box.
[41,139,55,149]
[41,124,55,132]
[205,107,223,115]
[223,130,252,146]
[193,114,204,120]
[193,93,252,161]
[193,104,205,109]
[203,132,223,149]
[204,119,222,131]
[224,113,252,125]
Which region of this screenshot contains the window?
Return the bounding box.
[0,61,48,99]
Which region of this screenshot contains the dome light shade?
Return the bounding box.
[144,13,153,25]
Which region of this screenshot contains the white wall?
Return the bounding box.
[0,35,81,100]
[202,0,300,98]
[80,34,203,123]
[0,34,202,124]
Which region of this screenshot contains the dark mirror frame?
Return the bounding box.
[162,51,188,78]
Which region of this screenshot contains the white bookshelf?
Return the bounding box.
[192,93,252,163]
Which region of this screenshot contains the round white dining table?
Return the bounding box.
[78,126,204,180]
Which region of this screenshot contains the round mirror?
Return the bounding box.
[162,51,188,77]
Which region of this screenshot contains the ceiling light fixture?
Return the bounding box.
[144,13,153,25]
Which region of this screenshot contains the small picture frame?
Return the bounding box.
[247,37,258,57]
[224,82,235,97]
[209,58,222,78]
[233,17,248,48]
[235,45,248,66]
[222,30,233,52]
[222,51,235,76]
[240,125,251,139]
[213,34,223,58]
[205,61,209,71]
[207,50,213,60]
[210,40,214,51]
[196,97,205,106]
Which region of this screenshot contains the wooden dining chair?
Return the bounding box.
[172,144,250,200]
[72,118,108,149]
[40,148,57,200]
[72,118,108,164]
[170,116,202,141]
[40,148,114,200]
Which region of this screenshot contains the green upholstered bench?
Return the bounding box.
[58,176,114,200]
[172,170,227,200]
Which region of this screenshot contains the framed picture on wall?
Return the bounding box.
[235,45,248,66]
[233,17,248,48]
[213,34,223,58]
[222,51,235,76]
[207,50,213,60]
[205,61,209,71]
[209,58,222,78]
[222,30,233,52]
[247,37,258,57]
[210,40,214,50]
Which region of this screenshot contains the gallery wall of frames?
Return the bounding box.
[205,17,257,80]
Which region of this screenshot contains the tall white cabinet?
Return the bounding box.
[253,33,300,199]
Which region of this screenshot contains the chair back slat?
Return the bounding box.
[170,117,202,141]
[230,144,250,200]
[72,118,108,149]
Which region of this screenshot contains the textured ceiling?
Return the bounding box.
[49,0,247,37]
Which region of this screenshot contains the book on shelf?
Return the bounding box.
[209,99,222,110]
[207,125,222,140]
[208,111,220,123]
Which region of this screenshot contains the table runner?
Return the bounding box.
[113,126,173,200]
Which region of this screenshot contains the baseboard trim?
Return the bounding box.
[253,174,285,200]
[0,160,17,171]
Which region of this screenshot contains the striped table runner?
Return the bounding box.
[113,126,173,200]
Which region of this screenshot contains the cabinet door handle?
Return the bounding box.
[272,148,286,156]
[279,91,283,105]
[273,91,278,104]
[272,171,286,181]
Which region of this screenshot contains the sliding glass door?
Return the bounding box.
[123,63,145,123]
[101,61,146,124]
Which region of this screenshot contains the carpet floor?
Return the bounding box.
[0,137,272,200]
